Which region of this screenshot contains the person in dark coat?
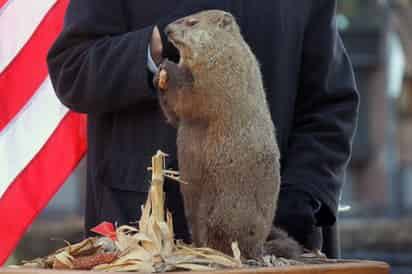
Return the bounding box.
[47,0,359,258]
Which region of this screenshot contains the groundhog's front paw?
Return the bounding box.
[153,59,194,92]
[153,66,168,92]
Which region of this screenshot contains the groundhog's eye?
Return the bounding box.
[186,18,199,27]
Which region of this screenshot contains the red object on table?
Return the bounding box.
[90,222,117,241]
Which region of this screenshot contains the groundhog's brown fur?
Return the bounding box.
[154,10,302,259]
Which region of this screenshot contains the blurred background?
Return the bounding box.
[5,0,412,273]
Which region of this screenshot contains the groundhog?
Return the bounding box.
[154,10,302,259]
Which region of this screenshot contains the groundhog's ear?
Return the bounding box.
[218,12,234,31]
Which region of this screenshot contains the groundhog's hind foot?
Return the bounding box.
[264,227,303,259]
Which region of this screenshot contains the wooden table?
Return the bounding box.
[1,261,390,274]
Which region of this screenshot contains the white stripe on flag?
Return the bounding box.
[0,0,57,73]
[0,76,68,198]
[0,0,12,15]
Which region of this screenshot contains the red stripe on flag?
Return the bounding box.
[0,112,87,265]
[0,0,68,131]
[0,0,8,9]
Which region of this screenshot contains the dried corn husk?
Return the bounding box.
[94,260,155,273]
[14,150,245,272]
[175,263,216,271]
[53,251,74,269]
[232,242,242,265]
[55,238,99,257]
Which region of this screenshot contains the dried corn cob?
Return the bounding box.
[72,253,118,270]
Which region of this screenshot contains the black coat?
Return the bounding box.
[47,0,358,258]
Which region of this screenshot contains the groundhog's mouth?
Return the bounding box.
[168,35,191,65]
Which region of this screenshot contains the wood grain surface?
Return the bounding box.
[1,261,390,274]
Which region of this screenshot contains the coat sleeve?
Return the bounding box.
[47,0,157,114]
[281,0,359,225]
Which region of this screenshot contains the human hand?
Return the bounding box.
[274,189,322,250]
[150,26,163,65]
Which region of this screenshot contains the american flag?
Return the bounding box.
[0,0,87,264]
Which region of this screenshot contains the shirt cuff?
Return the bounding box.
[147,44,159,74]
